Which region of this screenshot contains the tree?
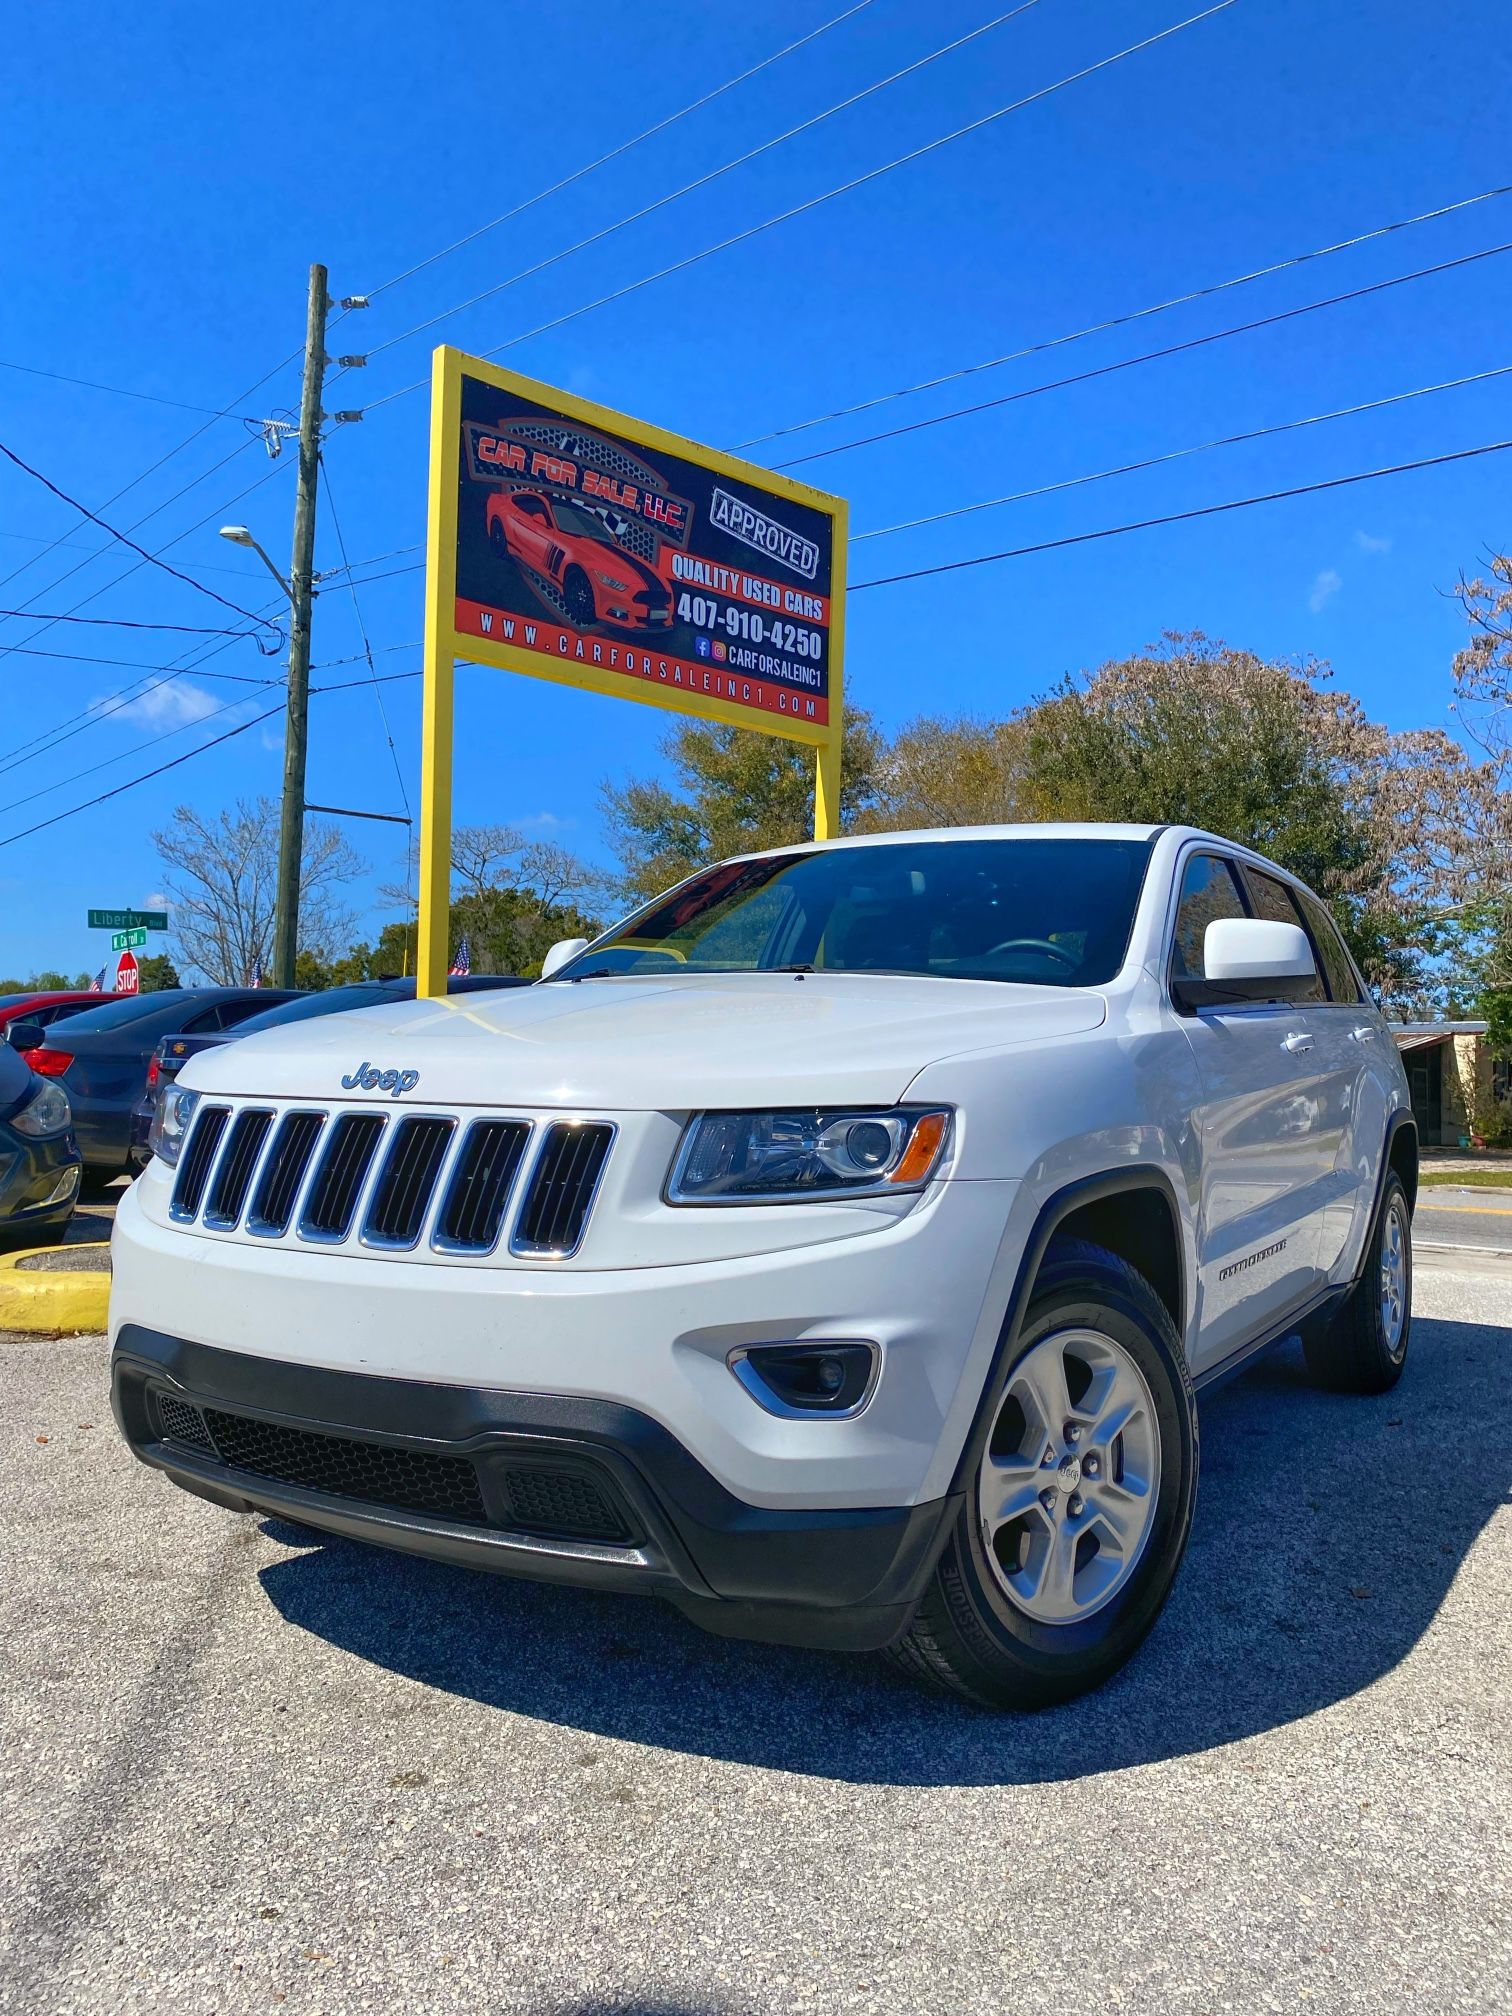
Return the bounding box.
[1448,557,1512,1036]
[0,970,91,993]
[153,797,366,984]
[865,716,1032,831]
[372,824,607,978]
[136,953,180,993]
[601,710,885,903]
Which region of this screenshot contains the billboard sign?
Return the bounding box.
[440,352,845,747]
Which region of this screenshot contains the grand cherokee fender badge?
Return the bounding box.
[341,1062,420,1097]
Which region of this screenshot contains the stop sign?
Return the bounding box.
[115,950,140,995]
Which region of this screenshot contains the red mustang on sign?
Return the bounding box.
[485,489,672,632]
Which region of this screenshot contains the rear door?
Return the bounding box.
[1238,866,1363,1281]
[1168,849,1328,1371]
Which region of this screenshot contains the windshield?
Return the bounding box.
[558,837,1155,989]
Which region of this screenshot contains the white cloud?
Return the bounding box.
[512,810,573,832]
[260,727,284,753]
[137,890,168,912]
[100,679,222,728]
[1355,530,1392,554]
[1308,568,1342,614]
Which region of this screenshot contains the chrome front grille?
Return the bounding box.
[170,1101,613,1260]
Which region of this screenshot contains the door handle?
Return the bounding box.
[1282,1031,1314,1054]
[1350,1024,1376,1042]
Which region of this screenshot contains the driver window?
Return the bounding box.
[1171,854,1247,980]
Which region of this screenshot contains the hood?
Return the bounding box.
[180,971,1106,1111]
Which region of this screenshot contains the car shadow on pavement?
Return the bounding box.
[258,1312,1510,1787]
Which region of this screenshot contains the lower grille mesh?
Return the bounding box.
[503,1467,631,1542]
[201,1408,488,1525]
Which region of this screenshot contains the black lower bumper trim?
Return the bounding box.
[111,1326,957,1652]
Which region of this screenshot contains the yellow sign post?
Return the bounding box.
[416,346,846,997]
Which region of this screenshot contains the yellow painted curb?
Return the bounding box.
[0,1244,110,1335]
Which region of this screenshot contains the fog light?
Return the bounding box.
[728,1341,877,1418]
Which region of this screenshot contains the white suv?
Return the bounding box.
[110,824,1415,1709]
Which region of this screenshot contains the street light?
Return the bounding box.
[219,524,294,604]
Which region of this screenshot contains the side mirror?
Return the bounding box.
[6,1022,45,1053]
[1172,918,1317,1012]
[541,937,590,979]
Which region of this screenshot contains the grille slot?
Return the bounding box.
[156,1392,216,1454]
[512,1123,614,1256]
[169,1105,230,1222]
[502,1466,631,1542]
[435,1119,531,1252]
[200,1408,487,1524]
[202,1108,274,1229]
[247,1110,325,1236]
[300,1113,386,1242]
[363,1115,454,1248]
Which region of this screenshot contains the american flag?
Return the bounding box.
[89,967,105,994]
[449,935,471,977]
[251,958,264,989]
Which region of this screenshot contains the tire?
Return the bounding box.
[563,567,595,627]
[1303,1172,1412,1395]
[890,1237,1198,1710]
[489,518,509,560]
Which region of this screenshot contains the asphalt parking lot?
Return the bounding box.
[1,1254,1507,2016]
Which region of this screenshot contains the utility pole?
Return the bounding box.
[271,262,330,988]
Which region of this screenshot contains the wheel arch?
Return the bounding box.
[948,1167,1190,1500]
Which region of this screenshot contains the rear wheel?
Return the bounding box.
[489,517,509,560]
[890,1239,1198,1709]
[1303,1172,1412,1394]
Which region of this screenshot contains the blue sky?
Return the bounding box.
[1,0,1508,975]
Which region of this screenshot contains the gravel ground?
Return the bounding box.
[0,1258,1507,2016]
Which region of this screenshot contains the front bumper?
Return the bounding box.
[111,1327,958,1650]
[0,1128,81,1242]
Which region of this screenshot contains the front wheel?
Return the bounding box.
[563,567,596,627]
[1303,1172,1412,1394]
[890,1238,1198,1710]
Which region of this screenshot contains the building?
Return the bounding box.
[1389,1020,1503,1147]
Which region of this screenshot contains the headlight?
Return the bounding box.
[667,1107,951,1204]
[9,1078,71,1139]
[594,569,632,592]
[148,1084,199,1167]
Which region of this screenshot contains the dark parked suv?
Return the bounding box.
[19,989,298,1189]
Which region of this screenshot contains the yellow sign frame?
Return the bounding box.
[416,345,847,996]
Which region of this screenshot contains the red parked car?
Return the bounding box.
[485,488,672,632]
[0,990,128,1061]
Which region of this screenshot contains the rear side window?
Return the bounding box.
[1296,889,1363,1003]
[1242,869,1326,1004]
[1170,853,1248,979]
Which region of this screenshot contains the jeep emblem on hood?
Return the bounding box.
[341,1062,420,1097]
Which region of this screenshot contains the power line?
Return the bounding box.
[775,236,1512,467]
[0,641,281,683]
[363,1,1238,414]
[0,437,283,641]
[0,356,259,420]
[0,347,303,599]
[853,360,1512,540]
[737,181,1512,451]
[0,586,288,780]
[0,678,275,820]
[361,0,881,301]
[360,2,1050,368]
[317,460,412,821]
[0,607,269,637]
[848,437,1512,590]
[0,701,287,852]
[0,451,293,754]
